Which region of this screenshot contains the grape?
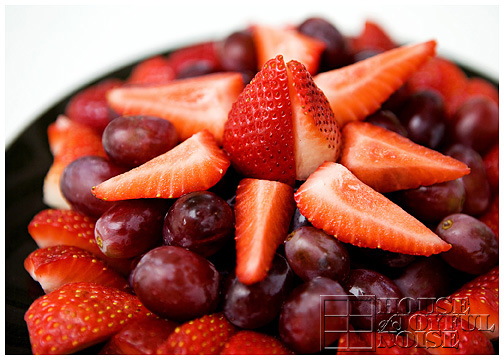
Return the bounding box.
[395,179,466,223]
[344,268,405,331]
[366,110,408,137]
[399,91,446,149]
[449,97,499,155]
[297,17,350,70]
[445,144,491,216]
[435,213,498,275]
[223,254,293,329]
[220,31,257,74]
[279,277,349,354]
[284,226,350,282]
[351,247,417,273]
[131,246,220,321]
[163,191,234,257]
[94,199,168,258]
[102,116,178,168]
[289,207,312,232]
[60,156,125,217]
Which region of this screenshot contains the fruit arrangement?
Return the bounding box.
[14,17,499,355]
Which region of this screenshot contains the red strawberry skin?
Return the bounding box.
[350,20,396,53]
[127,55,175,85]
[223,55,296,185]
[167,41,221,77]
[483,144,499,194]
[221,330,292,355]
[234,178,296,285]
[340,121,470,193]
[24,245,130,293]
[156,313,235,355]
[24,282,153,355]
[92,130,230,201]
[294,162,451,256]
[479,196,499,240]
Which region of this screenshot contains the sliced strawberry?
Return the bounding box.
[223,55,296,185]
[65,78,123,131]
[92,130,230,201]
[339,122,470,193]
[127,55,175,85]
[479,196,499,240]
[286,59,341,180]
[313,40,436,128]
[221,330,292,355]
[483,144,499,194]
[253,24,326,75]
[24,245,129,293]
[100,317,178,355]
[24,282,153,355]
[234,178,296,285]
[44,115,106,209]
[167,41,221,78]
[156,313,235,355]
[350,20,396,53]
[294,162,451,256]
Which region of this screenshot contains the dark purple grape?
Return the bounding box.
[223,254,293,329]
[94,199,168,258]
[396,179,466,223]
[435,213,498,275]
[279,277,349,354]
[284,226,350,282]
[399,91,446,149]
[366,110,408,137]
[131,246,220,321]
[352,247,417,272]
[297,17,350,70]
[445,144,491,216]
[163,191,234,257]
[449,97,499,155]
[289,207,312,232]
[220,31,257,73]
[60,155,125,217]
[344,268,404,331]
[102,115,178,168]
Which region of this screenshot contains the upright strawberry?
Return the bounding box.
[313,40,436,128]
[220,331,292,355]
[294,162,451,256]
[107,72,244,144]
[24,282,153,355]
[92,130,230,201]
[234,178,296,285]
[339,122,470,193]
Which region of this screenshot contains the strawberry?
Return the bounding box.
[24,282,153,355]
[339,122,471,193]
[221,330,292,355]
[24,245,130,293]
[156,313,235,355]
[483,144,499,194]
[65,78,123,131]
[92,130,230,201]
[234,178,296,285]
[252,24,326,75]
[350,20,396,53]
[313,40,436,128]
[43,115,106,209]
[479,196,499,240]
[223,55,340,185]
[294,162,451,256]
[447,77,499,116]
[167,41,221,78]
[127,55,175,85]
[100,317,178,355]
[107,72,243,144]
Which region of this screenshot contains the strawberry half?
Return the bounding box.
[220,330,292,355]
[92,130,229,201]
[44,115,106,209]
[24,282,153,355]
[24,245,130,293]
[253,24,326,75]
[107,72,243,144]
[294,162,451,256]
[313,40,436,128]
[156,313,235,355]
[127,55,175,85]
[234,178,296,285]
[339,122,470,193]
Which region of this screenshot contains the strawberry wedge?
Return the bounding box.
[234,178,296,285]
[313,40,436,128]
[340,122,470,193]
[107,72,243,144]
[294,162,451,256]
[92,130,229,201]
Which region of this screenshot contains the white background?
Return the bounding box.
[4,2,500,146]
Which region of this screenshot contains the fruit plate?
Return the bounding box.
[4,47,498,354]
